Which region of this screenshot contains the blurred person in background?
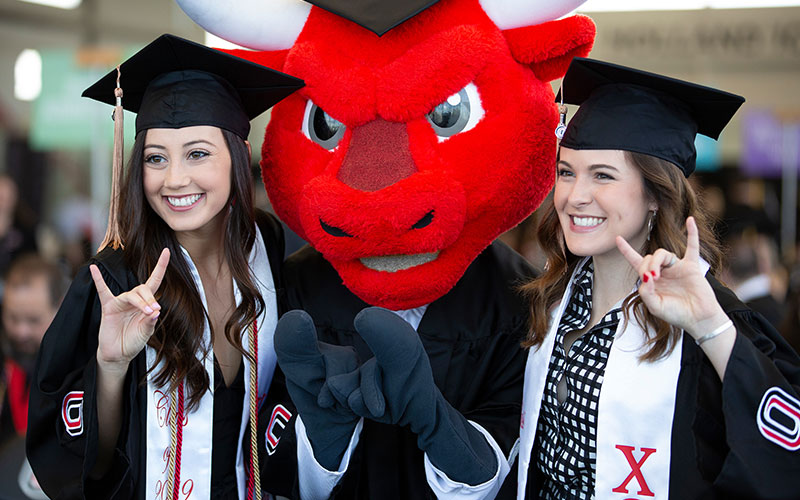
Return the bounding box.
[0,253,66,500]
[1,253,66,446]
[720,175,780,243]
[0,176,38,289]
[780,254,800,354]
[722,229,786,329]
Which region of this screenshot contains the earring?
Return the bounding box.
[646,210,657,241]
[555,78,568,140]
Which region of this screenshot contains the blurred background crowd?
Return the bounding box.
[0,0,799,497]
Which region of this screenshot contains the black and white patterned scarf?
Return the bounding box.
[536,260,622,500]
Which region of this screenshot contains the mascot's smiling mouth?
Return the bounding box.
[320,210,441,272]
[360,252,440,272]
[320,210,435,239]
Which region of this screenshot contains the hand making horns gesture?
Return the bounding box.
[616,217,731,343]
[90,248,170,368]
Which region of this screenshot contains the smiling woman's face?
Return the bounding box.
[554,147,657,260]
[142,126,232,239]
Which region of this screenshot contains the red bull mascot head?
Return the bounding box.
[177,0,595,309]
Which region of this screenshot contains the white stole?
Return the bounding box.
[145,226,278,499]
[517,257,709,499]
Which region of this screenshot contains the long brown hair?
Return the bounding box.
[119,128,264,410]
[521,151,722,361]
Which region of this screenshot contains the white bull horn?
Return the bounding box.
[175,0,311,50]
[479,0,588,30]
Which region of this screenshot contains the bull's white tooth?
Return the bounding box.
[360,251,440,272]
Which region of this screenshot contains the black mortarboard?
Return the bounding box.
[558,57,744,177]
[304,0,440,36]
[82,34,304,139]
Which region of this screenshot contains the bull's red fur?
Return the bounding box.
[228,0,595,309]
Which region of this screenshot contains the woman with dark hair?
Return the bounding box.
[506,58,800,499]
[26,35,303,500]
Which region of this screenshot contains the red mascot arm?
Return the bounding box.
[504,15,596,82]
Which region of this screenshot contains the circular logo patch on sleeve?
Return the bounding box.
[61,391,84,437]
[757,387,800,451]
[265,404,293,456]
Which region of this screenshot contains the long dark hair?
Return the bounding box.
[521,151,722,361]
[119,128,264,410]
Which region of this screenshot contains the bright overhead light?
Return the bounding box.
[15,49,42,102]
[16,0,82,9]
[579,0,800,11]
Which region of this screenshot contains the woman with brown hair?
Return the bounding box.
[507,58,800,499]
[26,35,302,499]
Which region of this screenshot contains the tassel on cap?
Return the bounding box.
[98,65,125,251]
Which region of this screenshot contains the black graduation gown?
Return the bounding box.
[26,211,285,500]
[497,275,800,500]
[260,241,534,499]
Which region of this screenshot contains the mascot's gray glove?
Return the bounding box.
[274,310,361,471]
[327,307,498,485]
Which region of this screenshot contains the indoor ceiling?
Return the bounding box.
[1,1,799,136]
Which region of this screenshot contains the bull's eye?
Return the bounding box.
[302,100,345,150]
[426,83,484,142]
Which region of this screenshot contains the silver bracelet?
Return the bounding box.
[695,319,734,346]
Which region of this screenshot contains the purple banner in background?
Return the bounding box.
[742,110,800,178]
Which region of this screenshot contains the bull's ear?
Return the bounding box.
[503,15,596,82]
[217,48,291,72]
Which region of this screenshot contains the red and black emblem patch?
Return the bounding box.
[757,387,800,451]
[62,391,84,437]
[265,404,293,455]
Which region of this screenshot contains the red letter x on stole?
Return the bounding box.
[611,445,657,496]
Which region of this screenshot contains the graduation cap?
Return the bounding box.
[558,57,745,177]
[83,33,304,139]
[304,0,440,36]
[82,33,304,251]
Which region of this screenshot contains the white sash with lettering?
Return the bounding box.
[145,226,278,499]
[517,256,708,499]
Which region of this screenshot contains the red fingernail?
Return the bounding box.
[650,270,656,277]
[643,274,649,282]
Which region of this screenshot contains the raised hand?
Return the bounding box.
[273,310,360,471]
[616,217,729,340]
[91,248,170,369]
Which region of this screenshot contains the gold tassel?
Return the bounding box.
[98,65,125,252]
[248,322,262,500]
